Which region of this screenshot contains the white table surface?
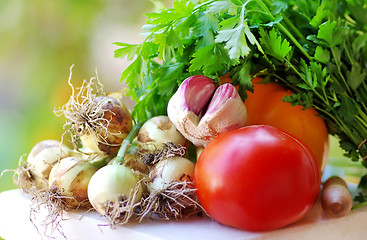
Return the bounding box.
[1,188,367,240]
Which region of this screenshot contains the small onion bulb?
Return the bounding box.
[137,115,187,153]
[78,93,133,154]
[87,164,143,215]
[148,156,195,192]
[48,156,98,208]
[27,140,71,190]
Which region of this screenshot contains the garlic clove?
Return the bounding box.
[168,76,247,147]
[198,83,248,138]
[180,75,217,115]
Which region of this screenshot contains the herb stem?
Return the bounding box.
[330,48,353,96]
[352,201,367,210]
[277,23,312,61]
[281,15,307,42]
[254,0,311,60]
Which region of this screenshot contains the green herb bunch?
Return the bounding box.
[114,0,367,167]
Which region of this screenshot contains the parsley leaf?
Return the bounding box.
[259,28,292,61]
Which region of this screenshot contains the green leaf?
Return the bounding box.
[189,44,215,72]
[309,1,327,29]
[207,0,238,15]
[189,44,232,76]
[339,97,358,124]
[347,63,366,90]
[154,29,183,61]
[121,57,143,97]
[173,0,195,17]
[141,42,158,60]
[114,43,140,61]
[261,14,283,27]
[317,20,347,48]
[310,61,328,87]
[259,28,291,61]
[215,19,252,60]
[282,92,314,109]
[230,60,253,99]
[317,20,336,47]
[314,46,330,64]
[157,63,185,96]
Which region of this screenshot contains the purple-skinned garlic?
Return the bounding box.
[167,75,247,147]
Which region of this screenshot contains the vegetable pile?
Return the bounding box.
[11,0,367,237]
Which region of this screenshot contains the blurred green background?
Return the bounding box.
[0,0,169,193]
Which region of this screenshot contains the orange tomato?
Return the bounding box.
[220,75,329,173]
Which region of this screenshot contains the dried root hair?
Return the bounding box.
[29,189,79,239]
[141,142,186,165]
[138,181,205,221]
[101,179,144,227]
[12,155,48,194]
[54,65,121,151]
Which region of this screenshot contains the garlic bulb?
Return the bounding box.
[167,75,247,147]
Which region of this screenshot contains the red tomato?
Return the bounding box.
[244,78,329,173]
[195,125,320,231]
[219,75,329,173]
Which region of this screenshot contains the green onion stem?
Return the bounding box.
[90,157,109,169]
[113,121,145,165]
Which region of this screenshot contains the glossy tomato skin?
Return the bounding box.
[195,125,320,231]
[244,78,329,174]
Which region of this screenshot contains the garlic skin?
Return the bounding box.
[167,75,247,147]
[148,156,195,192]
[48,156,98,208]
[137,115,187,153]
[27,140,72,190]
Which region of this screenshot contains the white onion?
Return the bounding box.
[87,164,143,215]
[27,140,71,190]
[148,156,195,192]
[48,156,98,208]
[137,115,187,153]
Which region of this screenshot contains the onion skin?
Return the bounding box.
[321,176,353,218]
[123,154,150,175]
[79,92,133,154]
[48,157,98,208]
[27,140,71,190]
[87,164,143,215]
[137,115,187,153]
[148,156,195,192]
